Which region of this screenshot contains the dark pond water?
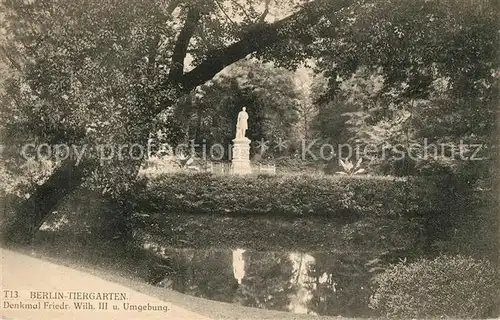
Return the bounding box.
[144,243,375,317]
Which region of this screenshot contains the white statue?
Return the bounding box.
[235,107,249,139]
[232,107,251,175]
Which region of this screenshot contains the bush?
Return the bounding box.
[130,172,422,221]
[370,255,500,319]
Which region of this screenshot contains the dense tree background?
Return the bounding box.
[306,0,499,175]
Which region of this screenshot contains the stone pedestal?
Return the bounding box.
[231,137,252,175]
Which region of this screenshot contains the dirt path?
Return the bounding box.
[1,248,212,320]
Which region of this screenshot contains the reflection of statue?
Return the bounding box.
[235,107,249,139]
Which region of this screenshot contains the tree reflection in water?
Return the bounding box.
[306,252,372,317]
[234,250,296,312]
[149,244,374,317]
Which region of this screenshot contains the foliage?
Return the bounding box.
[312,0,499,104]
[1,0,179,192]
[307,0,499,175]
[0,0,361,241]
[0,0,335,196]
[370,255,500,319]
[336,157,365,176]
[129,172,434,220]
[0,157,56,197]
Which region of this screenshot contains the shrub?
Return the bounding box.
[130,172,422,221]
[370,255,500,319]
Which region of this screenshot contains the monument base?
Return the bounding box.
[231,137,252,175]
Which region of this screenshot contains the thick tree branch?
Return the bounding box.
[3,159,90,244]
[179,0,354,92]
[168,6,201,82]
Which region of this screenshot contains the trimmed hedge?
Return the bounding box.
[130,173,434,220]
[370,255,500,318]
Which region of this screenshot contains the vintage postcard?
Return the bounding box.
[0,0,499,319]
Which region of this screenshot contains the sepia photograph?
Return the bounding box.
[0,0,499,319]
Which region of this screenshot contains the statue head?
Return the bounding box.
[242,107,246,111]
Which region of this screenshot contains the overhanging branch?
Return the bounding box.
[168,6,201,82]
[179,0,354,92]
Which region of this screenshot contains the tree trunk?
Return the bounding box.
[2,159,91,244]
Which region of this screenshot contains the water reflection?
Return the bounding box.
[144,243,373,317]
[288,252,316,314]
[232,249,245,285]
